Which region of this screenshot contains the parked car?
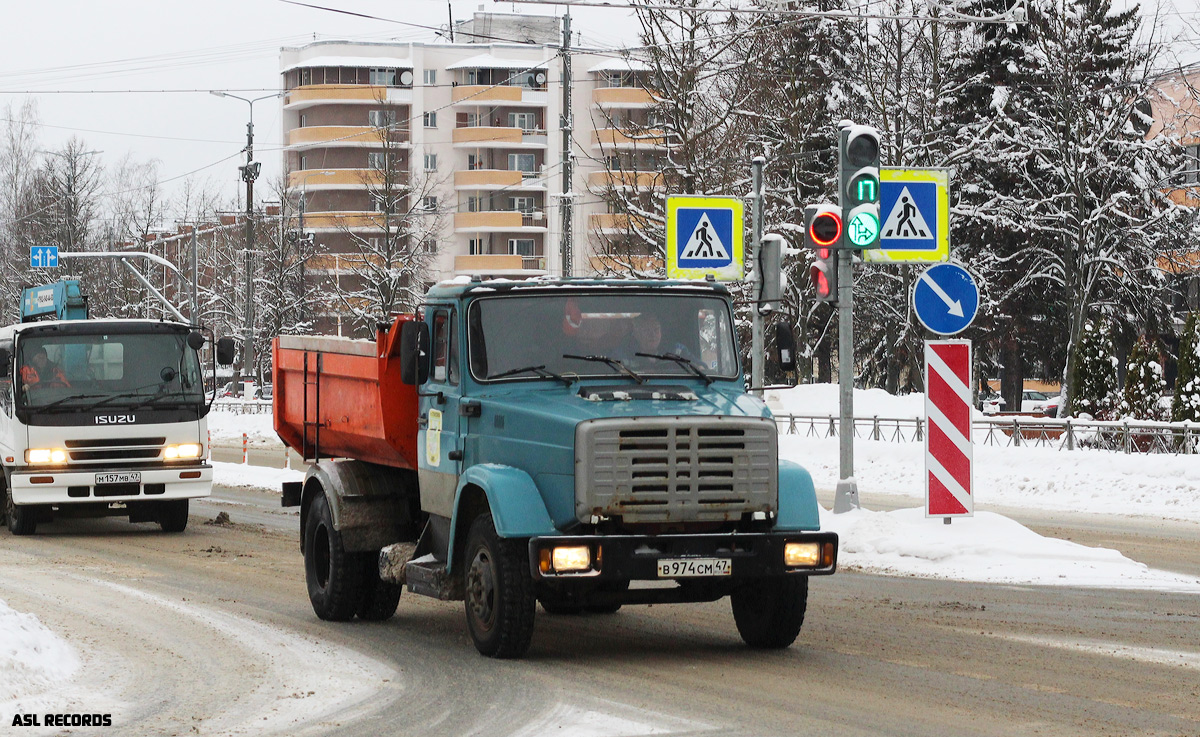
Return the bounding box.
[1021,390,1054,413]
[254,384,273,401]
[979,389,1005,414]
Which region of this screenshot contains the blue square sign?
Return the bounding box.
[30,246,59,268]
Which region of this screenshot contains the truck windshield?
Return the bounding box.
[17,331,204,410]
[469,293,740,382]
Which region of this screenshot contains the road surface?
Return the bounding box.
[0,480,1197,736]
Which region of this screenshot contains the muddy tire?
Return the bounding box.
[731,576,808,649]
[463,514,535,658]
[157,499,190,533]
[304,493,362,621]
[355,554,402,622]
[5,489,36,536]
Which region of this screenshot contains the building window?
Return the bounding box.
[369,109,397,129]
[300,68,312,86]
[468,238,484,255]
[424,152,437,171]
[509,238,536,257]
[422,195,438,212]
[299,154,308,171]
[423,69,437,86]
[421,237,437,253]
[508,153,536,173]
[368,152,387,170]
[423,111,438,128]
[369,67,396,86]
[508,112,536,131]
[298,113,307,128]
[468,154,485,170]
[467,196,483,213]
[510,196,536,213]
[372,194,393,214]
[1186,144,1200,184]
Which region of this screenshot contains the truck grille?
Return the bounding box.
[62,437,167,465]
[575,417,777,524]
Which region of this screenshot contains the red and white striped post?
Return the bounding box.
[242,433,248,465]
[925,340,973,520]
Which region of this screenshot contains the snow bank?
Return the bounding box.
[767,383,926,419]
[206,409,279,447]
[820,507,1200,592]
[0,598,80,712]
[211,461,303,491]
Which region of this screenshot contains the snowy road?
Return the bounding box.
[1,480,1198,736]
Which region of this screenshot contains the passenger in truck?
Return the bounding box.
[20,347,70,389]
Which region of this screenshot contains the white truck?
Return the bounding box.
[0,280,234,535]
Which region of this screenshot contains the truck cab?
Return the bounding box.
[0,318,216,535]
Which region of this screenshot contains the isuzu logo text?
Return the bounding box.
[95,414,136,425]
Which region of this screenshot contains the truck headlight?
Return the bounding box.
[26,449,67,464]
[550,545,591,573]
[164,443,203,460]
[784,542,822,568]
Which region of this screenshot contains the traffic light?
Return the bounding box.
[839,124,881,249]
[804,204,840,303]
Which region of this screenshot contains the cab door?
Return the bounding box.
[416,308,462,518]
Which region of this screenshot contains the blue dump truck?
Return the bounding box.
[274,278,837,658]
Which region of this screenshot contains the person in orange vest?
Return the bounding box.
[20,347,70,389]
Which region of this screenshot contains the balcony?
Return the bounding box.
[287,126,410,149]
[592,87,656,108]
[454,169,545,190]
[454,211,548,232]
[287,168,385,189]
[589,254,663,273]
[454,254,548,275]
[592,128,667,149]
[452,126,547,148]
[297,211,391,231]
[588,170,665,189]
[284,84,413,109]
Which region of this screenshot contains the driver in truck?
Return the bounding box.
[20,347,69,389]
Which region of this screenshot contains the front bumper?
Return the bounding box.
[9,464,212,505]
[529,530,838,581]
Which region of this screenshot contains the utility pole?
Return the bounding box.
[750,156,765,397]
[190,228,199,325]
[558,11,574,277]
[210,91,278,397]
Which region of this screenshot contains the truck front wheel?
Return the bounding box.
[730,576,808,649]
[304,493,362,621]
[157,499,189,533]
[5,490,36,536]
[463,514,535,658]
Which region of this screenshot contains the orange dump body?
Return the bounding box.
[272,315,419,470]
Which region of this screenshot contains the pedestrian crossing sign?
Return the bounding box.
[666,196,744,281]
[863,168,950,264]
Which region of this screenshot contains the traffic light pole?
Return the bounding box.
[750,156,765,397]
[834,245,859,512]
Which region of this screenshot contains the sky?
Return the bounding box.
[1,0,1197,220]
[0,0,641,215]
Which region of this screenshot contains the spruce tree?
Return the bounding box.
[1069,319,1118,419]
[1121,336,1165,420]
[1173,311,1200,423]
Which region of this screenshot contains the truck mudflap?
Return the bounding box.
[528,531,838,582]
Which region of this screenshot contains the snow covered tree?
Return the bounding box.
[1069,318,1118,418]
[1120,335,1165,420]
[1172,311,1200,422]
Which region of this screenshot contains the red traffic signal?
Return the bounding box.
[810,262,836,302]
[808,209,842,248]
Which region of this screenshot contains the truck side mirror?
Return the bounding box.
[400,321,430,385]
[773,323,797,374]
[0,347,10,378]
[187,331,206,350]
[216,337,237,366]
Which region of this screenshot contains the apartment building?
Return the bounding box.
[278,12,663,330]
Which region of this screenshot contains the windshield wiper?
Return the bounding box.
[636,352,714,385]
[81,387,166,412]
[488,364,574,386]
[33,393,108,411]
[562,354,645,384]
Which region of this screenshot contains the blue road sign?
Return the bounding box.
[913,263,979,336]
[30,246,59,268]
[665,196,744,281]
[864,168,950,264]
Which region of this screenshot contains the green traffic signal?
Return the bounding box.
[839,123,882,250]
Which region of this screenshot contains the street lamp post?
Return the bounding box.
[210,90,281,397]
